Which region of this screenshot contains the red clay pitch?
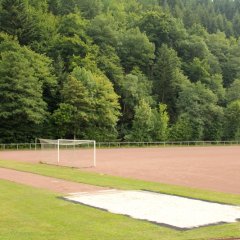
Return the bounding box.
[0,168,106,194]
[1,146,240,195]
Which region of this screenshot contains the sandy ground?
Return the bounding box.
[1,146,240,194]
[0,168,106,194]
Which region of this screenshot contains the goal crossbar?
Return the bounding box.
[39,138,94,145]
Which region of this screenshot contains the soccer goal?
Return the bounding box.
[38,139,96,168]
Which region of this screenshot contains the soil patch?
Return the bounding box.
[0,168,107,194]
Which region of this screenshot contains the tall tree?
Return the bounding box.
[0,0,57,51]
[119,70,154,123]
[169,113,193,141]
[224,100,240,140]
[151,103,169,141]
[226,78,240,103]
[117,28,155,74]
[73,68,121,140]
[0,35,53,142]
[52,75,91,139]
[177,81,223,140]
[125,100,154,141]
[138,10,187,48]
[0,0,31,44]
[96,45,124,87]
[223,43,240,87]
[51,13,96,72]
[87,14,118,47]
[177,35,210,63]
[153,44,188,119]
[77,0,103,19]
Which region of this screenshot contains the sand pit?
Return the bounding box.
[64,190,240,230]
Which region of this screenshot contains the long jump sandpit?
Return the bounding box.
[1,146,240,195]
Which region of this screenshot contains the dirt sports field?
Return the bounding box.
[1,145,240,195]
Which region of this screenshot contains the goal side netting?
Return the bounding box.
[38,139,96,168]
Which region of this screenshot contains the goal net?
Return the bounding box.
[38,139,96,168]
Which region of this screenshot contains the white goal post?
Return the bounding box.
[38,139,96,167]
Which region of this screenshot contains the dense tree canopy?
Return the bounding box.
[1,0,240,143]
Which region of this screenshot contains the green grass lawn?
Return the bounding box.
[0,159,240,239]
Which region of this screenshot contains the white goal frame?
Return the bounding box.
[38,139,96,167]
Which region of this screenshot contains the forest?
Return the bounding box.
[0,0,240,143]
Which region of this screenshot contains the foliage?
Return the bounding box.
[125,100,154,141]
[169,114,193,141]
[126,100,169,142]
[151,103,169,141]
[0,34,55,143]
[53,67,120,140]
[52,75,91,138]
[138,10,187,48]
[226,78,240,103]
[1,0,240,142]
[153,44,187,118]
[177,81,223,140]
[117,27,155,74]
[87,14,118,47]
[0,0,57,51]
[119,70,154,123]
[224,100,240,140]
